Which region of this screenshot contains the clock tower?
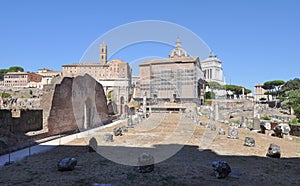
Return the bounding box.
[100,42,107,65]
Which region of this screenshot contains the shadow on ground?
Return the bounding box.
[0,144,299,186]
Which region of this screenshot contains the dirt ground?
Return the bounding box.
[1,113,300,186]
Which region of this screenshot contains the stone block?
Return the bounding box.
[103,133,113,142]
[244,137,255,147]
[113,127,123,136]
[266,143,281,158]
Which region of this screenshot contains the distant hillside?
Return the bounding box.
[0,66,24,81]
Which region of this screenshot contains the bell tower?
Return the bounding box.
[100,42,107,65]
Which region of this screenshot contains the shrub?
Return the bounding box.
[291,118,299,124]
[261,115,271,120]
[1,92,11,98]
[205,91,215,99]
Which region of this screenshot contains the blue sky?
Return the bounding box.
[0,0,299,91]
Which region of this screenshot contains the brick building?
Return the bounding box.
[4,72,42,87]
[62,43,132,115]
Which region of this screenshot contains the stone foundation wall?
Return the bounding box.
[0,109,43,133]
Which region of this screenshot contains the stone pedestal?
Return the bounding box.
[253,118,260,130]
[228,124,239,139]
[214,102,219,121]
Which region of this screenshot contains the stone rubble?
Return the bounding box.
[57,157,77,171]
[212,160,231,179]
[113,127,123,136]
[244,137,255,147]
[137,153,154,173]
[103,133,114,142]
[218,128,225,135]
[266,143,281,158]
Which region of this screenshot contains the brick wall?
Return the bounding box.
[43,74,110,136]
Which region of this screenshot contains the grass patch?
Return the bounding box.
[261,115,271,120]
[292,136,300,141]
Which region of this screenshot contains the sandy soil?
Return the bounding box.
[1,113,300,186]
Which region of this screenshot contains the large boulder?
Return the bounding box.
[57,158,77,171]
[212,160,231,178]
[266,143,281,158]
[137,153,154,173]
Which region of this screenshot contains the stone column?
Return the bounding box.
[253,104,257,118]
[214,102,219,121]
[242,88,245,99]
[143,92,147,117]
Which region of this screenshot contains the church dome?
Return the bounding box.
[169,38,188,58]
[202,51,222,63]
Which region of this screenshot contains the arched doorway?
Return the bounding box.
[107,90,118,115]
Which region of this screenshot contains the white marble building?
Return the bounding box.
[201,52,226,98]
[201,52,225,85]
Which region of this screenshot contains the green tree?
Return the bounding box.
[206,82,224,90]
[225,84,251,96]
[1,92,11,98]
[262,80,285,98]
[8,66,24,72]
[205,91,215,99]
[0,66,24,80]
[279,78,300,96]
[287,89,300,119]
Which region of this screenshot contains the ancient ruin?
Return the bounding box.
[42,74,110,135]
